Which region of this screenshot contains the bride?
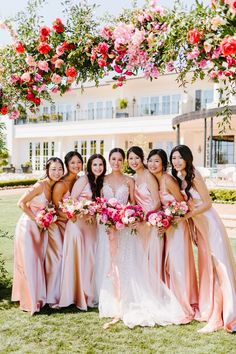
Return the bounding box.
[95,148,188,328]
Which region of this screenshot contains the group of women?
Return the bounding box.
[12,144,236,333]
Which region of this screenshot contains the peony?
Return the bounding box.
[220,37,236,56]
[0,106,8,115]
[65,66,77,77]
[14,41,25,53]
[187,29,201,45]
[38,60,49,72]
[37,42,51,54]
[21,72,31,82]
[51,73,62,84]
[52,18,64,33]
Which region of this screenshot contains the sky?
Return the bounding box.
[0,0,209,46]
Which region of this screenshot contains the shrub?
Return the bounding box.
[0,178,38,188]
[209,189,236,203]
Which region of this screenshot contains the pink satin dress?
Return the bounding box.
[11,185,48,314]
[45,190,70,306]
[134,182,164,293]
[160,191,198,321]
[189,187,236,332]
[59,183,97,310]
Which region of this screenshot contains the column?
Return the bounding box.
[204,117,207,167]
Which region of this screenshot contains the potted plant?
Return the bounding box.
[21,161,32,173]
[118,98,128,110]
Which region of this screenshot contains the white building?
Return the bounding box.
[2,72,236,171]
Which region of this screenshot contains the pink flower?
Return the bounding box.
[14,41,25,53]
[38,60,49,72]
[187,48,200,60]
[21,72,31,82]
[51,73,62,84]
[100,26,113,40]
[67,76,75,83]
[51,87,59,93]
[10,110,20,119]
[116,221,125,230]
[55,59,64,68]
[198,59,208,69]
[37,84,47,93]
[11,75,20,83]
[162,219,170,228]
[220,37,236,56]
[97,58,107,68]
[50,55,59,64]
[98,42,109,55]
[114,64,122,73]
[26,56,37,67]
[56,44,65,56]
[203,41,212,53]
[187,29,201,45]
[35,73,43,82]
[65,66,77,77]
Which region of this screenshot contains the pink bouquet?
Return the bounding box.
[35,203,57,229]
[96,197,125,232]
[121,204,145,235]
[59,196,95,221]
[146,210,172,232]
[164,200,189,218]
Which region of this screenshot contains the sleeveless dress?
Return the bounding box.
[11,184,48,314]
[97,182,188,328]
[45,189,70,305]
[59,183,97,310]
[134,181,164,292]
[188,187,236,332]
[160,191,198,321]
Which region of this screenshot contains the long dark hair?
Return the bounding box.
[45,157,64,178]
[64,151,83,175]
[170,145,195,200]
[87,154,106,200]
[127,146,146,171]
[109,148,125,161]
[147,149,168,172]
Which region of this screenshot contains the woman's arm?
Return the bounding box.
[71,176,88,199]
[52,181,68,220]
[146,172,161,210]
[127,177,135,204]
[165,175,184,202]
[17,182,43,220]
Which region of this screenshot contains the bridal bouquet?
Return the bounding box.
[164,200,189,218]
[121,204,145,235]
[146,210,172,231]
[35,203,57,230]
[95,197,125,232]
[59,196,95,221]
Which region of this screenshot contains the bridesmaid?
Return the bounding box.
[11,157,64,314]
[170,144,236,333]
[45,151,83,306]
[127,146,163,291]
[147,148,198,322]
[59,153,106,310]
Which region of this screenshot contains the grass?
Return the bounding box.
[0,194,236,354]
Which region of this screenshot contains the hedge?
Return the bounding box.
[0,178,38,188]
[209,189,236,203]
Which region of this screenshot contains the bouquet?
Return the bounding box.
[35,203,57,230]
[96,197,125,233]
[163,200,189,227]
[121,204,145,235]
[146,210,172,235]
[59,196,95,222]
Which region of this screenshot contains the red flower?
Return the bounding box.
[37,42,51,54]
[98,42,109,55]
[52,18,65,33]
[0,106,8,115]
[62,41,75,51]
[187,29,201,45]
[40,26,50,38]
[114,64,122,73]
[97,58,107,68]
[14,41,25,53]
[65,66,77,77]
[33,97,41,106]
[220,37,236,56]
[26,91,35,101]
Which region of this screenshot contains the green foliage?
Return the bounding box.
[0,178,37,188]
[209,189,236,203]
[118,98,128,109]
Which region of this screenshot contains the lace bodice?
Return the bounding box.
[102,183,129,205]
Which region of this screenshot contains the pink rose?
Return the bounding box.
[10,110,20,120]
[220,37,236,56]
[21,72,31,82]
[162,219,170,228]
[26,56,37,67]
[38,60,49,72]
[55,59,64,68]
[56,44,65,56]
[186,48,200,60]
[187,29,201,45]
[50,55,59,64]
[51,73,62,84]
[116,221,125,230]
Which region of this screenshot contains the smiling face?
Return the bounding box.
[147,154,163,175]
[171,151,186,172]
[91,158,104,177]
[127,151,143,171]
[48,161,64,181]
[67,155,83,175]
[109,152,124,172]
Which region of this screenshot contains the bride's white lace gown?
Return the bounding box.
[94,182,188,328]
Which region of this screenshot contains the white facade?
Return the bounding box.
[2,72,236,171]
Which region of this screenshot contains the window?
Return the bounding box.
[29,142,32,162]
[150,97,159,115]
[81,141,87,163]
[51,142,55,156]
[43,142,48,168]
[212,135,234,165]
[74,141,78,152]
[140,97,149,116]
[96,102,103,119]
[162,96,170,115]
[88,103,94,120]
[35,142,41,171]
[90,140,97,155]
[100,140,104,155]
[171,95,181,114]
[195,90,201,111]
[50,104,56,115]
[105,101,113,118]
[166,141,174,157]
[202,90,214,108]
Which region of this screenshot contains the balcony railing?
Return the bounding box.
[14,104,180,125]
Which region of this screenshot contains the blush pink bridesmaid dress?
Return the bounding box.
[11,183,48,314]
[160,191,198,322]
[59,181,97,310]
[45,189,70,306]
[134,181,164,293]
[189,187,236,332]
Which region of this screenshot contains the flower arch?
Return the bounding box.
[0,0,235,130]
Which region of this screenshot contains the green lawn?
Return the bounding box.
[0,194,236,354]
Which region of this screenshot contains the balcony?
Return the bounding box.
[14,104,180,125]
